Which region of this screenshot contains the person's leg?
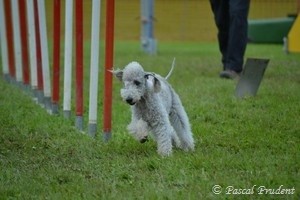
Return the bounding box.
[226,0,250,73]
[210,0,229,70]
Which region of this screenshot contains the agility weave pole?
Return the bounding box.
[25,0,38,98]
[37,0,52,111]
[103,0,115,141]
[11,0,23,86]
[0,0,9,81]
[75,0,84,131]
[63,0,73,119]
[88,0,102,137]
[18,0,30,91]
[33,0,44,105]
[52,0,61,114]
[3,0,16,82]
[0,0,114,138]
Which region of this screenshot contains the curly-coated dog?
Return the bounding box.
[112,61,194,156]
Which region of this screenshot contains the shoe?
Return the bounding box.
[219,69,240,79]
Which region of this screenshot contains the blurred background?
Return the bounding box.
[45,0,299,42]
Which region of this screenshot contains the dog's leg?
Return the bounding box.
[171,132,181,149]
[128,119,149,143]
[169,94,195,151]
[151,119,174,156]
[127,110,149,143]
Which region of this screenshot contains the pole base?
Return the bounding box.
[64,110,71,119]
[23,84,31,94]
[32,88,39,103]
[44,96,52,112]
[103,131,112,142]
[16,81,24,89]
[75,116,83,131]
[88,123,97,137]
[3,74,10,82]
[52,103,59,115]
[37,90,44,106]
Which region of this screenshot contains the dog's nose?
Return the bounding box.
[140,136,149,143]
[126,98,134,105]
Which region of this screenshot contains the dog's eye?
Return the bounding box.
[134,80,141,86]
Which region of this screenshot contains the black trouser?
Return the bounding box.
[210,0,250,73]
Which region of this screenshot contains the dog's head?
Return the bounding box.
[112,62,161,105]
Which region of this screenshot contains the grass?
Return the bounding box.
[0,41,299,199]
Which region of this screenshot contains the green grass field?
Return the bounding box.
[0,42,299,199]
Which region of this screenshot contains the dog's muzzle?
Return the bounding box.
[126,98,136,105]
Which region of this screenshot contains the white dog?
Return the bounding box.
[112,60,195,156]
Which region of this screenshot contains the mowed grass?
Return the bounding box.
[0,42,299,199]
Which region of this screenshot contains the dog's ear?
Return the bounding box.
[153,77,161,93]
[145,74,161,93]
[109,69,123,81]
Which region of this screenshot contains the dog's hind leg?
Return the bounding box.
[169,94,195,151]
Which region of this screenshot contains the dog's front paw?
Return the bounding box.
[157,143,172,157]
[127,119,149,143]
[157,148,172,157]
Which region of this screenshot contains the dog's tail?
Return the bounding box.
[165,57,176,80]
